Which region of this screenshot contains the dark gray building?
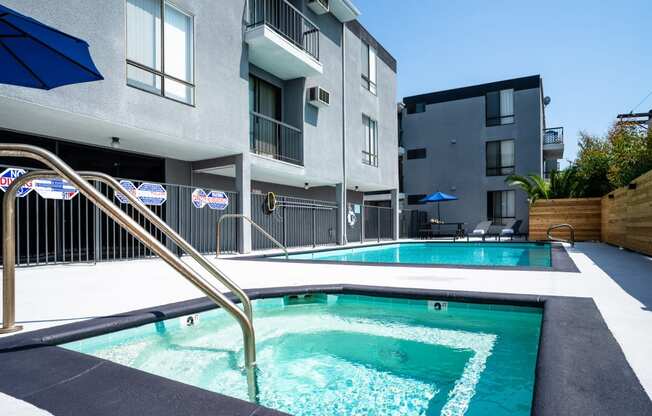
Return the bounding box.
[400,75,564,234]
[0,0,398,253]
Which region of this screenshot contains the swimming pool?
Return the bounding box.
[275,242,552,267]
[64,294,542,416]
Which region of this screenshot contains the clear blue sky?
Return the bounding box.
[355,0,652,165]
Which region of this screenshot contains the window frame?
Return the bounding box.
[487,190,516,225]
[125,0,196,106]
[361,41,377,95]
[485,139,515,176]
[485,88,514,126]
[362,114,378,167]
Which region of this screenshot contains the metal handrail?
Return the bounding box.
[547,223,575,247]
[216,214,288,259]
[4,170,254,323]
[0,145,257,401]
[250,111,302,133]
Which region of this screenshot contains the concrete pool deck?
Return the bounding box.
[1,240,651,413]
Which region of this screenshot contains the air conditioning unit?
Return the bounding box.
[307,0,329,15]
[309,86,330,108]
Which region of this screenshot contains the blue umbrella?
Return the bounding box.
[420,192,458,222]
[0,4,103,90]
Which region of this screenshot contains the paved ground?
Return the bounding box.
[1,241,651,414]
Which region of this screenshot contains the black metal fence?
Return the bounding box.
[1,167,239,266]
[248,0,320,61]
[399,209,425,239]
[250,193,337,250]
[362,205,393,241]
[3,166,399,266]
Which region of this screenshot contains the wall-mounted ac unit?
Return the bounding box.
[309,86,330,108]
[307,0,329,15]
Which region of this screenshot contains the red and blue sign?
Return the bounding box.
[0,168,33,197]
[190,189,229,210]
[31,178,79,200]
[137,182,167,206]
[115,180,138,204]
[206,191,229,210]
[191,188,207,208]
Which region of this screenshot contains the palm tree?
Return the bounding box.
[549,166,582,198]
[505,173,549,204]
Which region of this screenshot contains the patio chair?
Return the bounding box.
[467,221,492,242]
[497,219,520,241]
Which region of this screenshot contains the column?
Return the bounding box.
[335,182,346,245]
[391,188,400,240]
[235,153,251,254]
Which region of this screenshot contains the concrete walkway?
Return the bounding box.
[1,241,651,409]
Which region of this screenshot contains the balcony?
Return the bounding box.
[246,0,323,80]
[250,111,303,166]
[543,127,564,160]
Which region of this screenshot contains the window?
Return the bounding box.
[487,190,515,225]
[486,139,515,176]
[361,41,377,94]
[486,88,514,126]
[407,194,427,205]
[362,115,378,166]
[126,0,194,105]
[407,148,427,160]
[406,102,425,114]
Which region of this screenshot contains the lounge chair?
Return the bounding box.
[498,220,521,241]
[467,221,492,241]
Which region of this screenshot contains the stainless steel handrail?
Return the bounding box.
[547,223,575,247]
[8,170,254,323]
[0,145,257,400]
[216,214,288,259]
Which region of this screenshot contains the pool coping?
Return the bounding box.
[228,241,580,273]
[0,285,649,415]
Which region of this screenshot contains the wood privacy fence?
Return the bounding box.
[529,198,602,241]
[528,169,652,256]
[602,169,652,256]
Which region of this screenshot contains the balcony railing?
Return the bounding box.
[248,0,320,61]
[544,127,564,145]
[250,112,303,166]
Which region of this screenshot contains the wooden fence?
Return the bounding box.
[602,169,652,256]
[529,198,602,241]
[528,169,652,256]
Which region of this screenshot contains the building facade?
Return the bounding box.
[0,0,398,254]
[400,75,563,234]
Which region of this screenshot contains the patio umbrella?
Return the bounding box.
[420,191,458,222]
[0,4,103,90]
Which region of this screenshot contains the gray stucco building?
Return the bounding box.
[0,0,398,252]
[400,75,564,234]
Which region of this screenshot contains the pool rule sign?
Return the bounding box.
[190,189,229,210]
[137,182,167,206]
[0,168,33,197]
[31,179,79,200]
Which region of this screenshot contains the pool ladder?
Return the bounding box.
[0,144,259,401]
[546,223,575,247]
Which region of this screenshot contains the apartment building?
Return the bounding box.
[0,0,398,253]
[400,75,564,233]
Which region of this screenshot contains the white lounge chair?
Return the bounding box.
[467,221,493,241]
[497,219,518,241]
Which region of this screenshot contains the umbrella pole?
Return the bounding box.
[437,202,441,235]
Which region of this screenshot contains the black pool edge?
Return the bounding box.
[0,285,648,416]
[227,241,581,273]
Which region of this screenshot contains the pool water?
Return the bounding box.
[64,295,542,416]
[280,242,552,267]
